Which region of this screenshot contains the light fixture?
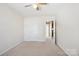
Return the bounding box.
[32,4,38,9]
[25,3,48,11]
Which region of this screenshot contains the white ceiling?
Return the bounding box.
[7,3,63,17]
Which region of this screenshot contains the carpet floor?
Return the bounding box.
[1,41,67,56]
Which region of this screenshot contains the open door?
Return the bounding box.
[46,19,55,44]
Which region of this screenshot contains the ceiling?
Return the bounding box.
[7,3,63,17]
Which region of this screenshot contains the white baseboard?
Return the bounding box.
[0,41,23,55]
[24,40,46,42]
[57,43,71,56]
[57,43,78,56]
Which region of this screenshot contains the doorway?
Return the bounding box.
[46,18,55,44]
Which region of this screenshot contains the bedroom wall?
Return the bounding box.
[24,17,46,41]
[56,3,79,55]
[24,16,55,42]
[0,4,24,55]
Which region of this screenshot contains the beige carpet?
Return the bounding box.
[1,41,67,56]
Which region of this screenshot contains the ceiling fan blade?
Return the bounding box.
[24,4,32,7]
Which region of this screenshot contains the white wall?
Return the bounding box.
[24,17,46,41]
[24,16,55,42]
[56,3,79,55]
[0,4,24,55]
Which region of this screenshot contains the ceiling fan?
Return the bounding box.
[24,3,48,11]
